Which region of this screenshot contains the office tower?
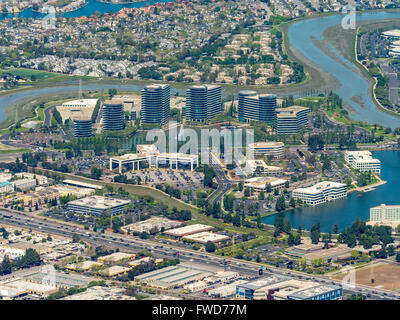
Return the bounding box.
[238,91,276,126]
[276,105,309,134]
[186,85,222,122]
[72,118,92,137]
[141,84,170,126]
[103,100,125,131]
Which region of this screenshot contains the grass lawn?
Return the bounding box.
[33,169,200,214]
[0,68,61,81]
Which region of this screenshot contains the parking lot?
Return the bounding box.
[126,169,204,190]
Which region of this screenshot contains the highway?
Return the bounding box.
[206,153,233,205]
[0,209,398,300]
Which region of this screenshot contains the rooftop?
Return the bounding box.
[293,181,346,194]
[68,196,131,209]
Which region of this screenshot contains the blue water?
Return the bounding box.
[0,0,173,19]
[288,11,400,129]
[262,150,400,232]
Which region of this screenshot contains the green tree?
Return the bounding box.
[205,241,216,253]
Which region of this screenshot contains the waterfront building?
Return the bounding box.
[238,91,277,125]
[344,151,381,174]
[67,196,130,216]
[369,204,400,229]
[248,141,285,158]
[186,85,222,122]
[141,84,170,126]
[276,105,309,134]
[102,100,124,131]
[109,144,198,173]
[292,181,347,206]
[71,117,92,138]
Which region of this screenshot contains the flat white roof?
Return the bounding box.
[249,141,284,148]
[245,176,287,188]
[68,196,130,209]
[345,151,380,163]
[62,99,98,107]
[63,179,102,189]
[165,224,214,237]
[183,232,230,243]
[293,181,346,194]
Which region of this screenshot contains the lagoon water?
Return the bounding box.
[288,11,400,129]
[1,9,400,127]
[262,150,400,232]
[0,0,173,19]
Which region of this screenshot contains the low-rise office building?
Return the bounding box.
[12,178,36,191]
[15,173,48,185]
[121,216,182,234]
[248,142,284,158]
[97,252,136,263]
[109,144,198,173]
[0,181,12,194]
[244,177,287,193]
[344,151,381,174]
[67,196,130,216]
[292,181,347,206]
[245,160,284,176]
[22,188,60,208]
[368,204,400,229]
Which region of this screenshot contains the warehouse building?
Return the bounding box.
[135,264,213,289]
[236,276,342,300]
[164,224,214,237]
[67,196,130,216]
[183,232,230,244]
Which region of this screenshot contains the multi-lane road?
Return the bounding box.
[0,209,398,300]
[206,153,233,205]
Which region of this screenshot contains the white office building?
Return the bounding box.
[109,144,198,173]
[344,151,381,174]
[12,178,36,191]
[369,204,400,229]
[292,181,347,206]
[248,142,285,158]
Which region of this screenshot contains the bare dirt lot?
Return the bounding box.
[333,262,400,291]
